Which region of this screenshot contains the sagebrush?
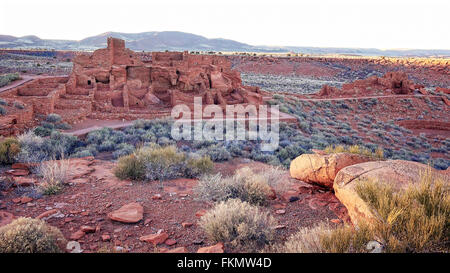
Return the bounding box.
[0,217,67,253]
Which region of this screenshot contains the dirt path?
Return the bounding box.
[65,119,135,136]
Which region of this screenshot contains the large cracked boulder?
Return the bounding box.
[333,160,449,226]
[289,153,375,188]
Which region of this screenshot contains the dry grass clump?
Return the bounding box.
[324,144,384,159]
[200,199,276,251]
[270,169,449,253]
[114,153,146,180]
[268,222,372,253]
[268,223,331,253]
[0,217,67,253]
[355,168,449,252]
[0,137,20,165]
[37,159,69,195]
[195,167,283,206]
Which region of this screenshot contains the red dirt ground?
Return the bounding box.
[0,157,346,253]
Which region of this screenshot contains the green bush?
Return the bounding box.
[13,101,24,109]
[45,113,62,123]
[0,217,67,253]
[0,138,20,165]
[114,153,146,180]
[186,155,214,178]
[0,106,6,116]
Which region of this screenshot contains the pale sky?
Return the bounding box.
[1,0,449,49]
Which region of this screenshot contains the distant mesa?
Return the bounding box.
[1,31,449,57]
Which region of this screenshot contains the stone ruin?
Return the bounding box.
[319,71,418,97]
[0,38,265,136]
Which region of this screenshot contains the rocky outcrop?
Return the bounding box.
[333,160,449,226]
[290,153,375,188]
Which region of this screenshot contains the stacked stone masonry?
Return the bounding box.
[0,37,264,136]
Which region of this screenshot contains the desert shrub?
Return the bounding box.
[15,131,79,165]
[200,199,276,250]
[142,145,188,181]
[13,101,24,109]
[196,167,278,206]
[250,150,280,166]
[0,138,20,165]
[15,131,48,164]
[319,224,373,253]
[70,149,94,158]
[114,153,146,181]
[98,140,116,152]
[185,155,214,178]
[0,73,21,88]
[269,223,331,253]
[269,220,374,253]
[54,122,72,130]
[323,144,384,159]
[354,169,449,252]
[45,113,62,123]
[199,144,231,162]
[0,217,66,253]
[41,121,56,131]
[114,145,212,181]
[33,125,53,137]
[112,143,135,159]
[0,106,6,116]
[432,158,449,170]
[37,159,69,195]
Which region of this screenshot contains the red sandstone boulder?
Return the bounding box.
[107,202,144,223]
[443,97,450,106]
[436,87,450,94]
[70,230,86,240]
[334,160,449,226]
[195,209,207,217]
[36,209,60,220]
[139,232,169,245]
[197,242,224,253]
[290,153,375,188]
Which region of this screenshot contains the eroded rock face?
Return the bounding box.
[107,202,144,223]
[333,160,449,226]
[289,153,375,188]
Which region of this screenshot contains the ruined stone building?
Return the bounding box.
[0,38,265,136]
